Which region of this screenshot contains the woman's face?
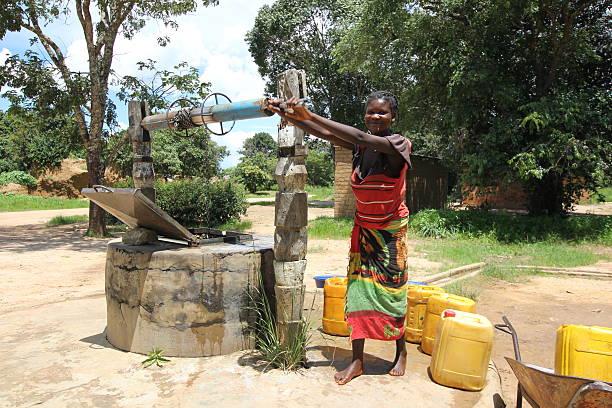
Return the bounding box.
[364,99,394,135]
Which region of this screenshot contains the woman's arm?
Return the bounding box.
[282,116,354,150]
[269,98,400,156]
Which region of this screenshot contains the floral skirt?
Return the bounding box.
[346,217,409,341]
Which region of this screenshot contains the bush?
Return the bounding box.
[305,149,334,186]
[155,178,247,227]
[409,208,612,244]
[0,170,37,187]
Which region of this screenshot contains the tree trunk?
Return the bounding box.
[86,134,107,236]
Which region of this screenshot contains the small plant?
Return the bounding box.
[141,348,170,368]
[443,280,481,301]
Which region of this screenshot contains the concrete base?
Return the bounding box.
[105,236,273,357]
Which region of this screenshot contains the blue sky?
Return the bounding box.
[0,0,279,168]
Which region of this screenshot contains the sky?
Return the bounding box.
[0,0,279,168]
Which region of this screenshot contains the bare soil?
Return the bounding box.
[0,203,610,407]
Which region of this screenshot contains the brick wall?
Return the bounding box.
[333,146,448,218]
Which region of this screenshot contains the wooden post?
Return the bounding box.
[128,101,155,202]
[274,70,308,345]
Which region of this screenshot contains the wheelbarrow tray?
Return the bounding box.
[505,357,612,408]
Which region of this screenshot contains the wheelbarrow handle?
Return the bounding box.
[495,316,524,408]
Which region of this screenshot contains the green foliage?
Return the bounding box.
[107,128,228,180]
[46,215,88,226]
[246,0,373,127]
[0,109,81,174]
[307,216,353,240]
[335,0,611,215]
[239,132,277,159]
[305,149,334,186]
[141,348,170,368]
[115,59,210,111]
[0,171,36,187]
[410,209,612,244]
[214,220,252,232]
[480,265,546,283]
[235,163,273,194]
[155,179,247,228]
[0,193,88,212]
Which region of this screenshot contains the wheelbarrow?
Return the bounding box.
[495,316,612,408]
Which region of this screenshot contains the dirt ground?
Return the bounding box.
[0,204,610,407]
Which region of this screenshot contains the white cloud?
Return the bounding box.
[0,48,11,65]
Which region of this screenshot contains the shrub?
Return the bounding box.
[305,149,334,186]
[155,178,247,227]
[0,170,37,187]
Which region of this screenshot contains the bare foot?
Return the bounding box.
[334,360,364,385]
[388,350,407,376]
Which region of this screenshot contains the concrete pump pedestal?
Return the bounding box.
[104,236,273,357]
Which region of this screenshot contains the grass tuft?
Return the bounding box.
[246,275,312,371]
[47,215,88,226]
[443,280,481,301]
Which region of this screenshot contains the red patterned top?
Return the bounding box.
[351,134,412,229]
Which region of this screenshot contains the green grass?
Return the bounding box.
[480,264,548,282]
[0,193,89,212]
[581,186,612,204]
[307,216,353,240]
[410,209,612,245]
[214,219,252,232]
[416,238,608,272]
[305,185,334,201]
[47,215,88,226]
[246,189,277,199]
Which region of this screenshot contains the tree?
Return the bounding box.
[0,0,219,236]
[246,0,373,129]
[115,59,210,112]
[235,132,276,192]
[0,108,81,174]
[336,0,611,215]
[239,132,277,159]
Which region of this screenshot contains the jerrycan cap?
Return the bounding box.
[443,310,456,318]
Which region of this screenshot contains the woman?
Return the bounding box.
[268,91,412,385]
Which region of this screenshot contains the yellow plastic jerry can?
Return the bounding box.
[405,285,445,343]
[555,324,612,382]
[421,293,476,355]
[322,277,349,336]
[430,309,493,391]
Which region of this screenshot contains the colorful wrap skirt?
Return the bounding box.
[346,217,409,341]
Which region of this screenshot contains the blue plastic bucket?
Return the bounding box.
[313,275,345,289]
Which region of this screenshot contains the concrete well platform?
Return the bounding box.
[105,236,274,357]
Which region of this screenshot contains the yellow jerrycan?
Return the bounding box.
[405,284,445,343]
[421,293,476,355]
[430,309,493,391]
[555,324,612,382]
[322,277,349,336]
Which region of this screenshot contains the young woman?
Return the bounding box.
[268,91,412,385]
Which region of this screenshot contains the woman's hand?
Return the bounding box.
[267,97,313,121]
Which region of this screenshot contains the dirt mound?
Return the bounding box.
[0,158,122,199]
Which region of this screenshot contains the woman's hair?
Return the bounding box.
[365,91,398,116]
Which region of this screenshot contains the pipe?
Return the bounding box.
[140,97,273,132]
